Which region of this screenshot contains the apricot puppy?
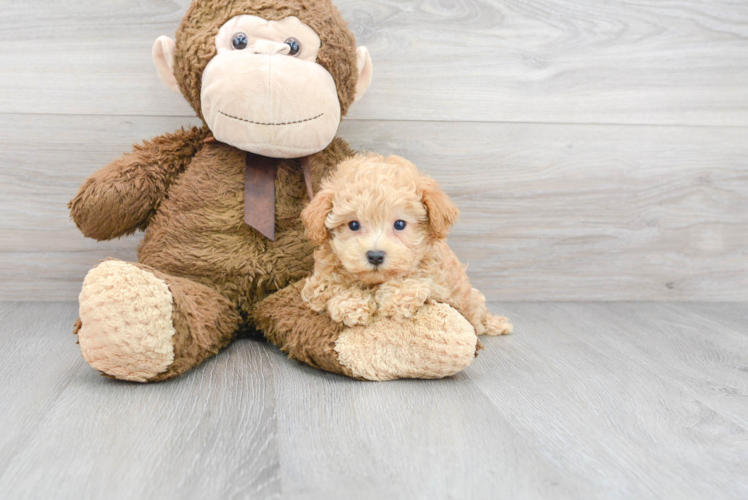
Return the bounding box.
[300,153,512,336]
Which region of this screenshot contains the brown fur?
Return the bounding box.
[252,280,355,377]
[70,0,362,381]
[72,0,490,382]
[135,263,242,382]
[69,126,210,240]
[136,137,354,315]
[71,135,355,380]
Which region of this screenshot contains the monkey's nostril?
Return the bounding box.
[366,251,386,266]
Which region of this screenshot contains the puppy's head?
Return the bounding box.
[301,153,459,285]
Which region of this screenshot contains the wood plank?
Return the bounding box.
[352,121,748,302]
[471,302,748,500]
[0,304,282,500]
[592,302,748,425]
[266,345,596,500]
[0,303,86,475]
[2,302,746,499]
[678,302,748,336]
[1,0,747,125]
[0,114,190,300]
[501,302,748,425]
[1,114,746,301]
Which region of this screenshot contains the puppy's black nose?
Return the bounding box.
[366,251,386,266]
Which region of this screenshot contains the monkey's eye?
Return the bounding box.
[394,220,407,231]
[284,38,301,56]
[232,33,249,50]
[348,221,361,231]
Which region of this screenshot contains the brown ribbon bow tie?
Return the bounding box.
[205,135,314,241]
[243,153,314,241]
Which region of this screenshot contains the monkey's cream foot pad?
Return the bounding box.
[335,302,478,381]
[77,260,176,382]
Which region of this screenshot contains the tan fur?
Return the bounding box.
[334,302,478,381]
[76,259,244,382]
[301,190,334,245]
[78,261,176,382]
[301,153,513,336]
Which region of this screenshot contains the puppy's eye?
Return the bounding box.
[394,220,407,231]
[232,33,249,50]
[284,38,301,56]
[348,221,361,231]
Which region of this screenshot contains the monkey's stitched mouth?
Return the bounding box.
[218,110,324,126]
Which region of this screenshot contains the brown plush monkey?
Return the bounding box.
[70,0,479,382]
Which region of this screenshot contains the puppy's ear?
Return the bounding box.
[420,178,459,240]
[302,190,334,245]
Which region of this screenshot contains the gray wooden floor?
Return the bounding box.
[0,302,746,500]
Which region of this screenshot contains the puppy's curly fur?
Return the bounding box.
[300,153,512,336]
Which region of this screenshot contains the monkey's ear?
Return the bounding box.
[301,191,335,245]
[152,36,180,94]
[354,47,373,103]
[420,178,460,241]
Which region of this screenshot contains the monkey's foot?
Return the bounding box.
[336,302,478,381]
[255,282,479,381]
[76,260,241,382]
[77,260,177,382]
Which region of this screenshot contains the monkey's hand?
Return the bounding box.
[69,126,209,240]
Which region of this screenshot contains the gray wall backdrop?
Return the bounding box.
[1,0,746,301]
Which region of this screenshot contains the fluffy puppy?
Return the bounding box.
[300,153,512,336]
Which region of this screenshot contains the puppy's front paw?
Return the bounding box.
[378,299,421,321]
[481,314,513,336]
[376,281,431,321]
[327,293,375,327]
[377,292,429,321]
[332,307,373,327]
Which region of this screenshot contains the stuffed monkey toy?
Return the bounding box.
[70,0,479,382]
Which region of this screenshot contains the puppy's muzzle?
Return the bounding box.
[366,251,386,266]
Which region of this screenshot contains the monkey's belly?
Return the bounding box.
[137,147,316,312]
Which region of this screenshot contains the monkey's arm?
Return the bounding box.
[69,126,210,241]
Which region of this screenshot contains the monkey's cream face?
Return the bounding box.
[201,15,341,158]
[153,14,373,159]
